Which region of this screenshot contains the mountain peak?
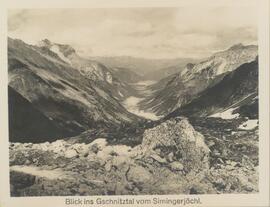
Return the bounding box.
[37,39,52,47]
[228,43,245,50]
[57,43,76,56]
[186,63,195,69]
[37,39,76,57]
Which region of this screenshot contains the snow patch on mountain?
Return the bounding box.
[238,119,258,130]
[105,72,113,84]
[209,107,240,119]
[215,58,227,75]
[50,45,72,64]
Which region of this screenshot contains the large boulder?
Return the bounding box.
[134,117,210,173]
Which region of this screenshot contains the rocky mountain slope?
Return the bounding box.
[8,86,68,143]
[37,39,140,100]
[144,63,197,81]
[166,59,258,119]
[8,38,143,143]
[139,44,258,116]
[10,117,258,196]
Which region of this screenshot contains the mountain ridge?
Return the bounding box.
[165,59,258,119]
[138,43,258,116]
[8,37,145,142]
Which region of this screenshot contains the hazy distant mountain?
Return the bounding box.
[110,67,143,83]
[89,56,197,77]
[139,43,258,116]
[144,64,185,81]
[8,38,143,142]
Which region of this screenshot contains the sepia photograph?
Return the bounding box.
[0,1,268,206]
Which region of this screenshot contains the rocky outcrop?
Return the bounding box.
[9,117,258,196]
[134,117,209,173]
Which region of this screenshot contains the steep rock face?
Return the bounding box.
[8,38,142,142]
[8,86,71,142]
[180,44,257,80]
[167,59,258,118]
[37,39,136,100]
[69,56,137,100]
[37,39,75,57]
[134,117,210,173]
[140,44,258,116]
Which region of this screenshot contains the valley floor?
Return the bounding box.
[122,80,161,120]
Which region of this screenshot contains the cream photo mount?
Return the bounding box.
[0,0,269,206]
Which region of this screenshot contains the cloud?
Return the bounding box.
[8,10,29,31]
[8,7,258,59]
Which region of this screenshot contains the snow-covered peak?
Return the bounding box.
[36,39,114,84]
[37,39,52,48]
[56,44,76,57]
[50,45,72,64]
[36,39,76,64]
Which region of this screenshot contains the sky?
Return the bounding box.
[8,7,258,59]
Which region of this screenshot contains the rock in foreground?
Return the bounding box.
[9,117,258,196]
[134,117,210,173]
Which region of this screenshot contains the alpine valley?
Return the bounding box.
[9,38,259,196]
